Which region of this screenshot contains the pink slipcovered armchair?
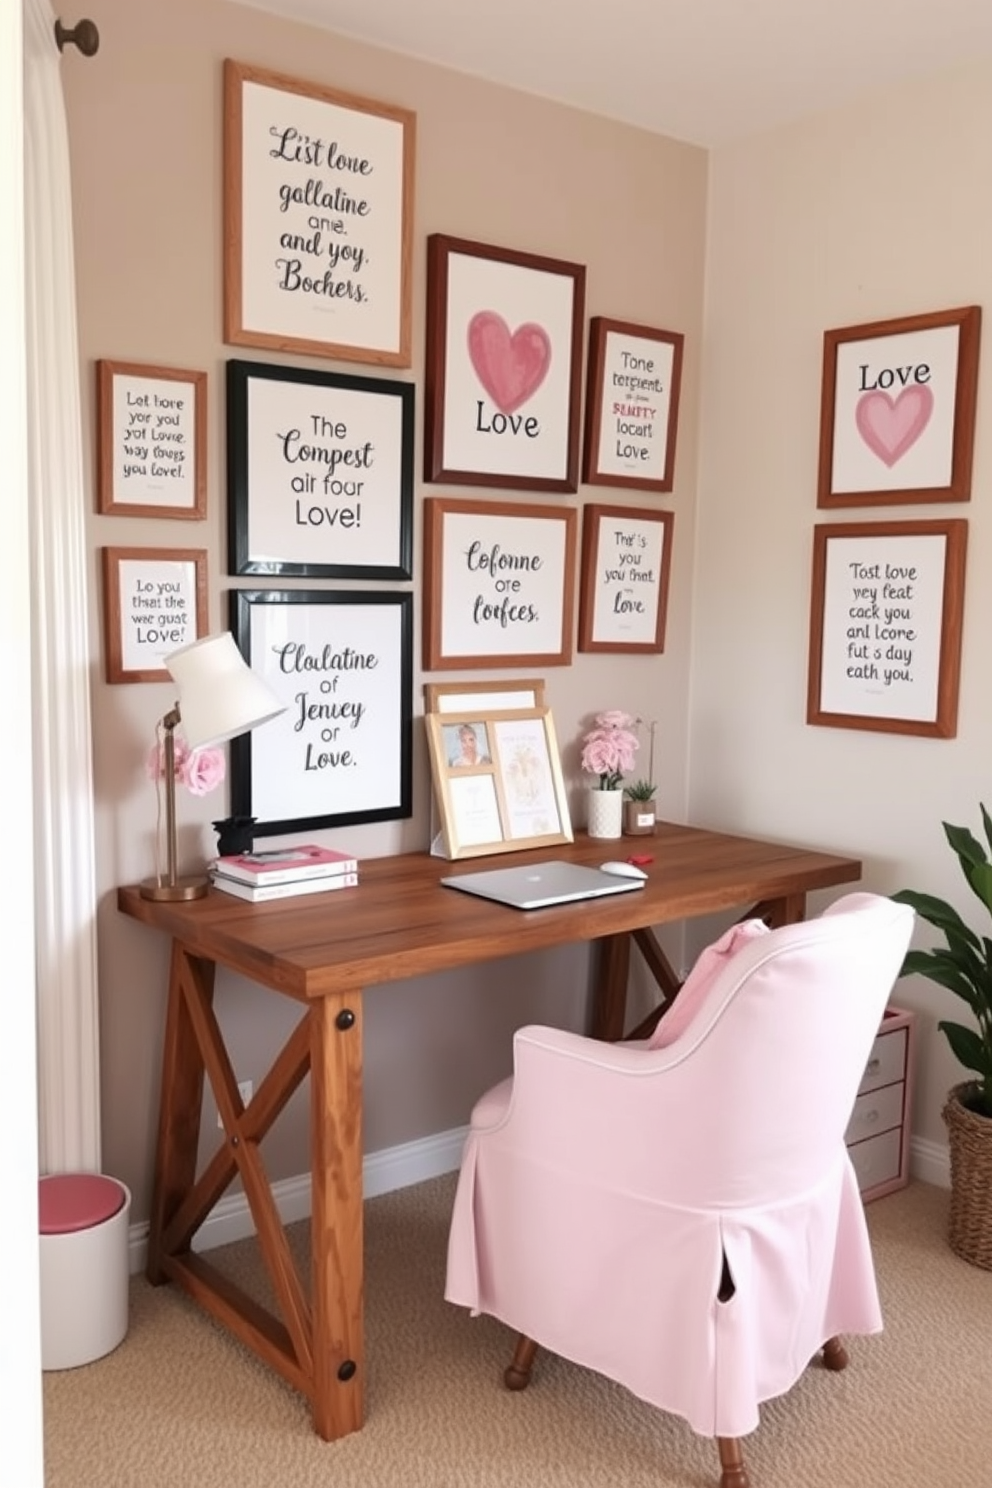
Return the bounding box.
[445,892,914,1488]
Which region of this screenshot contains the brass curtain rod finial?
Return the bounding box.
[55,17,100,56]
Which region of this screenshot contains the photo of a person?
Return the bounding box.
[445,721,491,769]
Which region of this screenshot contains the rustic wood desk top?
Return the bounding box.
[117,820,860,1443]
[117,821,861,1001]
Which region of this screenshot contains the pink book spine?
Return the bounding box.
[215,845,358,884]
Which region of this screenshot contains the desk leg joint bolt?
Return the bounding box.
[335,1009,356,1031]
[337,1359,357,1381]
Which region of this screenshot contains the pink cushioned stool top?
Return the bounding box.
[39,1173,126,1234]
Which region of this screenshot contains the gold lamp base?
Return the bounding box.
[140,874,210,902]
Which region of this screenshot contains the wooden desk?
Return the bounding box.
[118,821,859,1441]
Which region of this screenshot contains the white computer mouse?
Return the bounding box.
[599,861,649,880]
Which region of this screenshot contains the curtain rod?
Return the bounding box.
[55,17,100,56]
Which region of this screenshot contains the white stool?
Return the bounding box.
[39,1173,131,1371]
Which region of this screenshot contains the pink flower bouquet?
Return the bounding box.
[146,734,226,797]
[580,710,640,791]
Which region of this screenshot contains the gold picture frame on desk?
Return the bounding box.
[425,705,572,860]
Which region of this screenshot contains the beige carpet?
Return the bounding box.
[43,1177,990,1488]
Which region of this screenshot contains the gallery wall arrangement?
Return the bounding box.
[807,304,981,741]
[93,53,694,851]
[92,51,991,842]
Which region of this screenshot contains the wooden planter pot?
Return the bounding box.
[943,1082,992,1271]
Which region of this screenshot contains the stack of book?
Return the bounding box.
[209,844,359,902]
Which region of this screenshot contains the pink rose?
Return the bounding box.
[146,735,191,782]
[180,747,226,797]
[595,710,636,731]
[579,710,641,789]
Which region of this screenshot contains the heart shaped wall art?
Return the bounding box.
[855,385,934,467]
[467,311,551,415]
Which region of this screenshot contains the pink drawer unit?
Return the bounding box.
[847,1005,916,1203]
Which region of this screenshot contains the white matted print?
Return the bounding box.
[101,547,207,684]
[582,318,684,492]
[424,235,585,492]
[422,497,577,670]
[230,589,413,835]
[227,360,413,579]
[578,504,674,653]
[817,306,981,507]
[97,361,206,518]
[224,60,415,367]
[806,519,967,738]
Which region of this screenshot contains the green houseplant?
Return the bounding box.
[893,804,992,1269]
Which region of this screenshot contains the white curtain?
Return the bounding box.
[23,0,101,1173]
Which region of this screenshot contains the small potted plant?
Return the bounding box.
[893,805,992,1270]
[622,721,657,836]
[623,779,657,837]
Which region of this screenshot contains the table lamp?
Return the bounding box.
[141,632,285,902]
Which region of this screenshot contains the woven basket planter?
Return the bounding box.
[942,1082,992,1271]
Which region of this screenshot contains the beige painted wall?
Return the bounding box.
[694,57,992,1153]
[61,0,707,1219]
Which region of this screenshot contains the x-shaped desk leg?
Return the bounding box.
[147,939,366,1439]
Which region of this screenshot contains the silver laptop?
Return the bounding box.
[440,859,645,911]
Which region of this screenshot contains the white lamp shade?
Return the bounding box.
[165,632,285,749]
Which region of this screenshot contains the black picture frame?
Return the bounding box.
[227,359,415,580]
[229,588,413,837]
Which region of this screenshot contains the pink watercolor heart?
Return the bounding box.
[467,311,552,415]
[855,385,934,467]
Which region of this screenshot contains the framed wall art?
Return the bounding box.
[806,518,967,738]
[582,318,684,492]
[424,234,586,492]
[229,588,413,836]
[101,546,207,684]
[223,59,416,367]
[577,504,674,653]
[422,497,577,671]
[425,706,572,860]
[227,359,414,579]
[96,361,206,518]
[817,305,981,507]
[423,677,546,714]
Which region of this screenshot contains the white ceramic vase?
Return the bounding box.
[587,787,624,840]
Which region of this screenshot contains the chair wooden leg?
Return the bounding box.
[822,1335,849,1371]
[717,1436,750,1488]
[504,1334,539,1390]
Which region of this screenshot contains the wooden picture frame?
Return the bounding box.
[423,678,546,713]
[582,317,684,491]
[101,546,207,684]
[229,588,412,836]
[424,234,585,492]
[96,361,206,518]
[817,305,981,507]
[806,518,967,737]
[226,358,414,579]
[578,504,674,653]
[425,706,572,860]
[223,59,416,367]
[422,496,577,671]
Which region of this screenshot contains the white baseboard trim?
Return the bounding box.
[126,1124,949,1275]
[909,1133,950,1190]
[127,1124,468,1275]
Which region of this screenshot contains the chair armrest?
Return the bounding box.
[470,1023,699,1193]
